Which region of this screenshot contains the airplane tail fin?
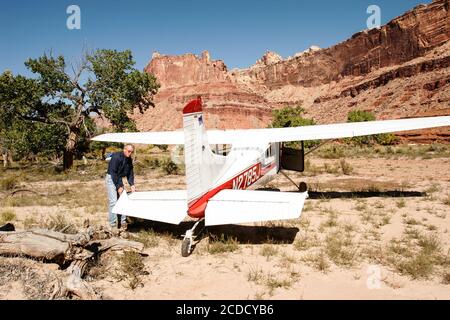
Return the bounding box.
[182,97,226,208]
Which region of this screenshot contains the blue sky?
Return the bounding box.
[0,0,430,76]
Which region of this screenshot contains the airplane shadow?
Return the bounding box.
[256,186,425,199]
[128,219,299,245]
[307,190,425,199]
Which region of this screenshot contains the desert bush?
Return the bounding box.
[396,199,406,208]
[376,133,398,146]
[135,230,159,248]
[323,163,339,174]
[325,230,358,266]
[207,234,239,254]
[157,144,168,152]
[0,176,19,191]
[386,233,444,279]
[0,209,16,224]
[271,105,319,149]
[318,145,345,159]
[148,157,161,169]
[247,267,264,284]
[23,216,38,229]
[339,159,353,175]
[118,251,145,289]
[346,110,397,146]
[265,273,293,294]
[260,245,278,259]
[300,250,330,272]
[161,158,179,175]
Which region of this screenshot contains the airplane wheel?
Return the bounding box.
[181,237,192,257]
[299,182,308,192]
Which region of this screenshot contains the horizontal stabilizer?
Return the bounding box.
[112,190,187,225]
[205,190,308,226]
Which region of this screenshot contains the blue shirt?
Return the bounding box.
[107,151,134,190]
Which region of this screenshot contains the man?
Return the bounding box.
[105,144,136,230]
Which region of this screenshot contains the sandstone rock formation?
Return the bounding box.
[135,0,449,142]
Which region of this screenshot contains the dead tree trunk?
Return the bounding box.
[63,115,84,171]
[0,224,144,300]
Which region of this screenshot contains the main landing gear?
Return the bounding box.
[181,218,204,257]
[280,170,308,192]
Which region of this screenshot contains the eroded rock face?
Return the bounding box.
[135,0,449,142]
[254,51,283,68]
[144,51,228,89]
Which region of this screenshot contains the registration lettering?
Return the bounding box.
[232,163,261,190]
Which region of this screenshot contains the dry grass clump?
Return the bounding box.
[207,234,239,254]
[300,250,330,272]
[0,209,16,225]
[135,229,159,248]
[0,176,20,191]
[260,245,278,260]
[325,229,358,267]
[385,232,445,279]
[117,251,146,290]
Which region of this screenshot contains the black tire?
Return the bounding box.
[298,182,308,192]
[181,238,191,257]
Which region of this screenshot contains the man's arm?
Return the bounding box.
[127,161,135,192]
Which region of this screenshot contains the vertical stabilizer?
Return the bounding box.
[182,97,226,208]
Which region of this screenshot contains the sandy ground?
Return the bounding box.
[0,155,449,300]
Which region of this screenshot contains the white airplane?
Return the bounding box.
[92,97,450,256]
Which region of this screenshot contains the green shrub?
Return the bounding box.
[118,251,145,289]
[207,234,239,254]
[376,133,398,146]
[0,176,19,191]
[0,209,16,224]
[157,144,168,152]
[271,105,319,148]
[161,159,179,175]
[346,110,398,146]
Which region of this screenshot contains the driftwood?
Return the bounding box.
[0,223,144,300]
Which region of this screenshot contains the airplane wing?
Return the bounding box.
[112,190,187,224]
[205,189,308,226]
[206,115,450,144]
[92,116,450,145]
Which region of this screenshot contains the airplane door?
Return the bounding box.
[280,142,305,172]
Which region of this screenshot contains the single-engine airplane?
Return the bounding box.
[92,97,450,256]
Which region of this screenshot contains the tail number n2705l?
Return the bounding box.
[232,163,261,190]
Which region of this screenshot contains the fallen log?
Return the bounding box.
[0,224,144,300]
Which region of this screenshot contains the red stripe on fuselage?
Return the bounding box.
[187,162,263,218]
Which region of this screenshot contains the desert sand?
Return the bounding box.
[0,146,449,300]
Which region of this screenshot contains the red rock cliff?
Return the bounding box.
[135,0,449,142]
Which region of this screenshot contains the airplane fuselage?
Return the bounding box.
[187,142,280,218]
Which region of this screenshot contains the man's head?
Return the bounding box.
[123,144,134,158]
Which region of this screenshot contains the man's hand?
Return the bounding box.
[131,185,136,193]
[118,187,124,195]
